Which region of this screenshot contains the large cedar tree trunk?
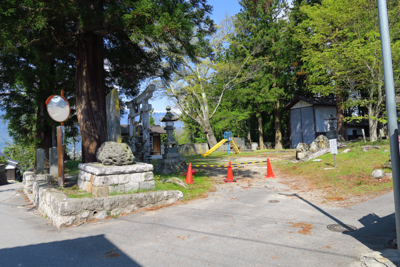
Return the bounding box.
[256,111,264,150]
[75,32,107,163]
[274,100,283,149]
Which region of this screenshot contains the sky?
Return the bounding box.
[121,0,242,124]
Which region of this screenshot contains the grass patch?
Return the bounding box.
[64,160,81,175]
[153,172,215,201]
[277,140,393,200]
[58,185,92,198]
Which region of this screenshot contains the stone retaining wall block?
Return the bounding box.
[92,186,109,197]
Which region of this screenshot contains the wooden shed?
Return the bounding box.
[284,96,337,148]
[6,159,20,182]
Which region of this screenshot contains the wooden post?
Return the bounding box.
[57,126,64,187]
[61,90,65,185]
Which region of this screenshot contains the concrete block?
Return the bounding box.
[95,210,107,220]
[86,182,92,193]
[81,198,103,211]
[92,186,109,197]
[103,197,119,210]
[107,175,119,185]
[117,195,131,208]
[91,176,108,187]
[118,174,130,184]
[125,182,139,193]
[108,184,124,195]
[129,173,145,183]
[140,181,156,191]
[58,200,82,216]
[144,172,154,181]
[78,162,153,176]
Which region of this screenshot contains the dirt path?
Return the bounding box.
[197,150,384,208]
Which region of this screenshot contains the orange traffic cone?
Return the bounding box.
[224,161,236,183]
[186,163,193,184]
[265,158,276,178]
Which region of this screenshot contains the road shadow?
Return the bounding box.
[0,187,18,193]
[0,234,141,267]
[283,193,396,251]
[345,212,396,250]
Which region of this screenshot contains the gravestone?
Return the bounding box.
[106,89,121,143]
[49,147,58,176]
[36,149,45,172]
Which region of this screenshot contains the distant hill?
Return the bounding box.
[0,111,13,152]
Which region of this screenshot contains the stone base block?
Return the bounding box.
[77,162,155,196]
[92,186,109,197]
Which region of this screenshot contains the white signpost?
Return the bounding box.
[329,139,338,167]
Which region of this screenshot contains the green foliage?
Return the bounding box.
[64,160,81,176]
[163,16,261,148]
[1,0,215,162]
[3,142,35,172]
[296,0,400,141]
[0,156,8,165]
[149,115,155,126]
[229,0,301,148]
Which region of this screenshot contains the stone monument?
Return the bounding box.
[155,106,187,174]
[106,89,122,143]
[36,148,45,173]
[49,147,58,176]
[77,141,155,197]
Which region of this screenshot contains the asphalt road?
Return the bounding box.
[0,177,397,267]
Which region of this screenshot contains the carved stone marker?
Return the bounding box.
[106,89,121,143]
[49,147,58,176]
[36,149,45,172]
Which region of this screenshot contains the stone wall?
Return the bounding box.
[178,143,209,156]
[23,171,55,193]
[30,180,183,228]
[0,164,7,185]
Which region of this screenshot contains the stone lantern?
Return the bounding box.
[325,114,338,140]
[155,106,187,174]
[161,106,179,153]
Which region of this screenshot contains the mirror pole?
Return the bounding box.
[61,90,65,186]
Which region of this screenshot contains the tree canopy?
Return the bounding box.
[1,0,215,162]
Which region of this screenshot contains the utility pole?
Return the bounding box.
[377,0,400,253]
